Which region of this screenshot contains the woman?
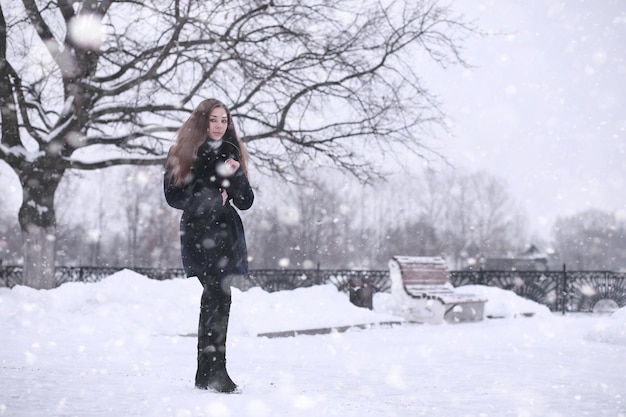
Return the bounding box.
[164,99,254,393]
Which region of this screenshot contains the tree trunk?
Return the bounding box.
[22,225,56,289]
[17,166,63,289]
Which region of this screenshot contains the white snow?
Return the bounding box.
[68,15,106,50]
[453,285,552,319]
[1,269,625,417]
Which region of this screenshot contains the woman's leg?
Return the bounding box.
[195,275,237,392]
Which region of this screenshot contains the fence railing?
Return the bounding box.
[449,267,626,314]
[2,265,625,313]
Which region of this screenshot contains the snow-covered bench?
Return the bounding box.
[389,256,486,324]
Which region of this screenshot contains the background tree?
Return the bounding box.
[54,168,117,266]
[372,216,443,267]
[245,179,354,269]
[243,168,528,270]
[418,170,527,268]
[552,209,626,270]
[0,0,472,288]
[120,167,150,267]
[119,167,182,268]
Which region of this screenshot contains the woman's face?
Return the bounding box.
[207,107,229,141]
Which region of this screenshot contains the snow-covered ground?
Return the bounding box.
[1,269,625,417]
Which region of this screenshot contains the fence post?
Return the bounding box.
[479,266,485,286]
[561,264,567,315]
[316,262,321,285]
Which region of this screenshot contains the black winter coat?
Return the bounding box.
[164,139,254,279]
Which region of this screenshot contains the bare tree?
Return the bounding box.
[413,170,526,268]
[118,167,149,267]
[0,0,472,287]
[245,208,291,269]
[373,216,443,267]
[466,172,527,254]
[144,198,184,269]
[51,169,110,266]
[118,165,182,268]
[453,172,527,267]
[245,180,348,269]
[553,209,626,270]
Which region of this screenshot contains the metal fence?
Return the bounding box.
[449,268,626,314]
[0,265,391,293]
[2,264,625,313]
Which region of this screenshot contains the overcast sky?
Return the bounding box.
[424,0,626,238]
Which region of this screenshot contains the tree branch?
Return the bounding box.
[0,3,21,151]
[66,156,166,170]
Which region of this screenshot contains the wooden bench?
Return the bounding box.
[389,256,487,324]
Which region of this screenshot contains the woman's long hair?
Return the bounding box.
[167,99,249,186]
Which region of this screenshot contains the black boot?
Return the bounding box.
[195,348,238,392]
[207,352,238,393]
[195,277,238,393]
[194,345,214,390]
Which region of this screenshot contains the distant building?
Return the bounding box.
[464,244,550,271]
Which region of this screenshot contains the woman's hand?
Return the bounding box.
[225,158,240,172]
[221,188,228,205]
[216,158,240,177]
